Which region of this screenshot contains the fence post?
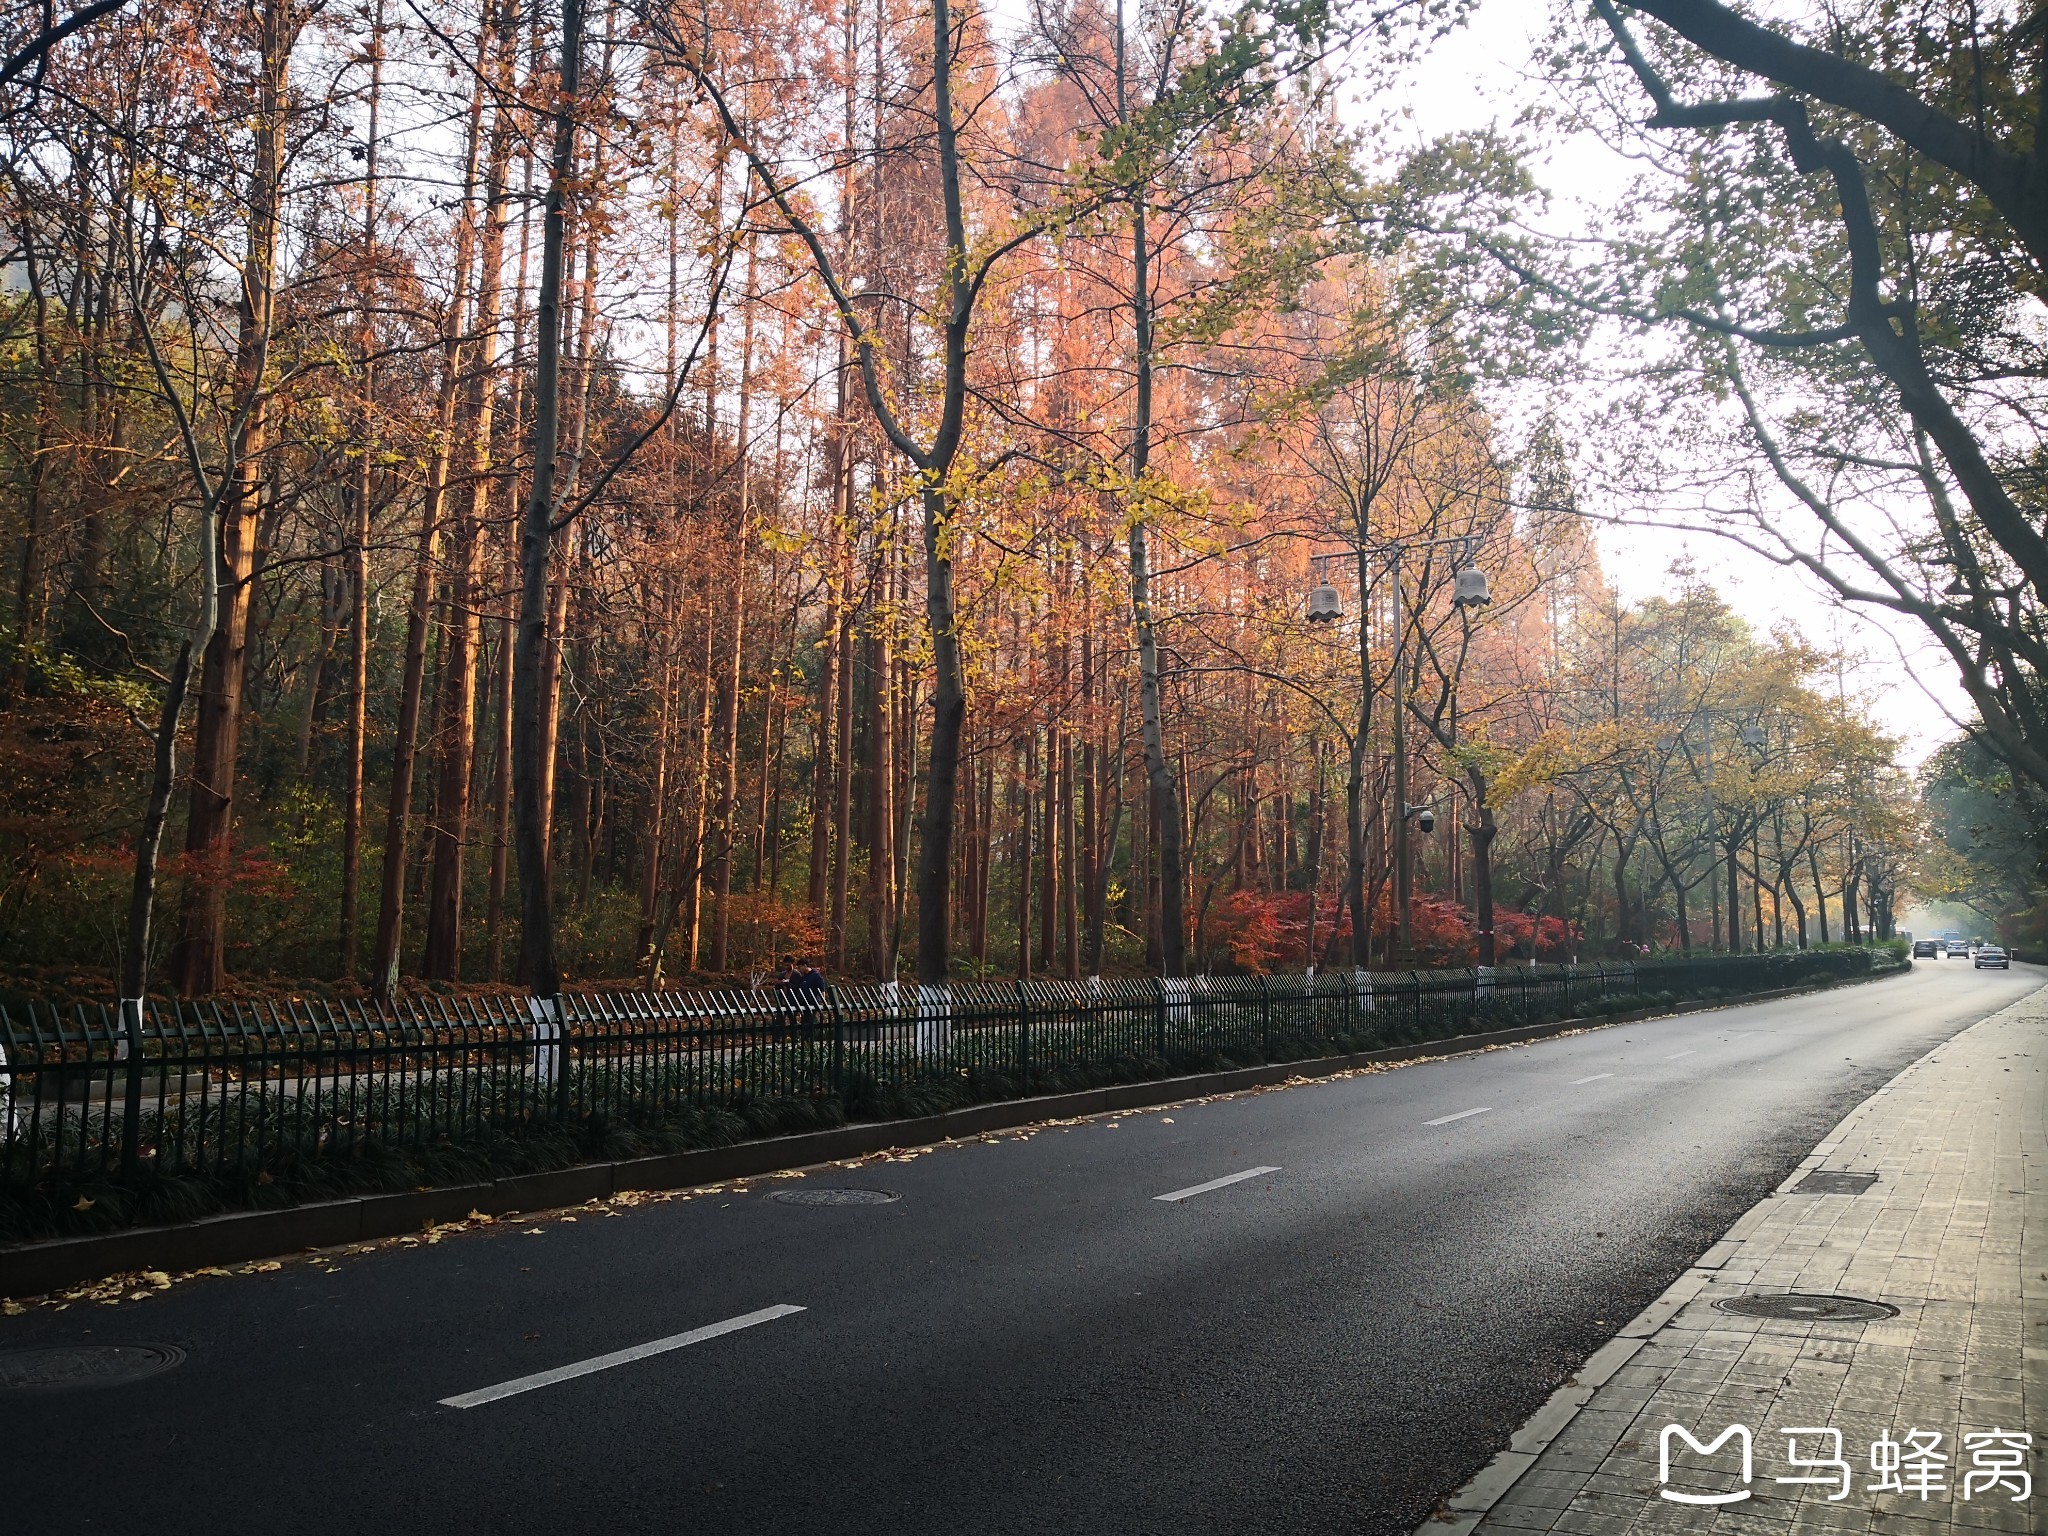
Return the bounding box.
[1154,977,1168,1060]
[528,993,568,1116]
[1016,980,1031,1082]
[828,987,846,1101]
[118,996,145,1177]
[1260,976,1272,1060]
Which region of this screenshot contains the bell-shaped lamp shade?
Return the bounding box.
[1453,567,1492,607]
[1306,584,1344,623]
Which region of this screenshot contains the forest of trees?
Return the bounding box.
[0,0,1922,999]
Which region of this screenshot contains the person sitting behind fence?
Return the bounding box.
[781,960,828,1036]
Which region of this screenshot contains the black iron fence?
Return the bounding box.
[0,947,1901,1235]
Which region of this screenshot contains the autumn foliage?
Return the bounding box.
[0,0,1917,997]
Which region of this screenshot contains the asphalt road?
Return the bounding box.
[1,960,2037,1536]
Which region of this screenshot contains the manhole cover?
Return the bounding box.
[0,1344,186,1391]
[1714,1294,1897,1321]
[768,1187,900,1207]
[1794,1170,1880,1195]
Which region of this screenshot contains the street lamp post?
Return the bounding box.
[1308,536,1489,964]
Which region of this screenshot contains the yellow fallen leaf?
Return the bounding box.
[2,1300,26,1315]
[524,1228,545,1235]
[560,1216,576,1223]
[72,1195,95,1212]
[467,1210,494,1223]
[141,1271,171,1289]
[126,1291,151,1302]
[250,1261,281,1273]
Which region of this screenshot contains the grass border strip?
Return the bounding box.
[0,968,1903,1298]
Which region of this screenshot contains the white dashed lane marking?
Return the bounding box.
[1154,1166,1281,1203]
[439,1304,806,1409]
[1571,1073,1613,1085]
[1423,1107,1492,1126]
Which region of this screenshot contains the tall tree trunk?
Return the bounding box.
[1304,735,1326,969]
[708,240,756,971]
[829,559,854,970]
[864,607,896,977]
[1080,621,1104,973]
[1810,842,1831,944]
[170,0,295,995]
[808,535,839,920]
[678,576,715,969]
[1468,786,1497,966]
[1119,51,1185,978]
[338,0,385,979]
[1037,721,1056,976]
[423,0,518,980]
[510,0,581,997]
[1016,731,1034,980]
[1724,833,1743,953]
[371,44,487,999]
[1060,727,1078,980]
[486,132,536,982]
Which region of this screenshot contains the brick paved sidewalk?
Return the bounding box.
[1434,983,2048,1536]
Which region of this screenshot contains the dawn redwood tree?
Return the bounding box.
[655,0,1055,986]
[170,0,304,994]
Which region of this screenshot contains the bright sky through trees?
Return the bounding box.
[1385,0,1966,765]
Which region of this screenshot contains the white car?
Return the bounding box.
[1974,946,2011,969]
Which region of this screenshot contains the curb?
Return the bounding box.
[1414,959,2009,1536]
[0,966,1904,1299]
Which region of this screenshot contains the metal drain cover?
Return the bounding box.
[768,1187,900,1207]
[1794,1170,1880,1195]
[1714,1293,1897,1321]
[0,1344,186,1391]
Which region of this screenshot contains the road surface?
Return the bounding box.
[0,960,2035,1535]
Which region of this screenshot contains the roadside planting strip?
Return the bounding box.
[438,1304,805,1409]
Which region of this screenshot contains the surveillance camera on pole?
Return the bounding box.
[1405,803,1434,834]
